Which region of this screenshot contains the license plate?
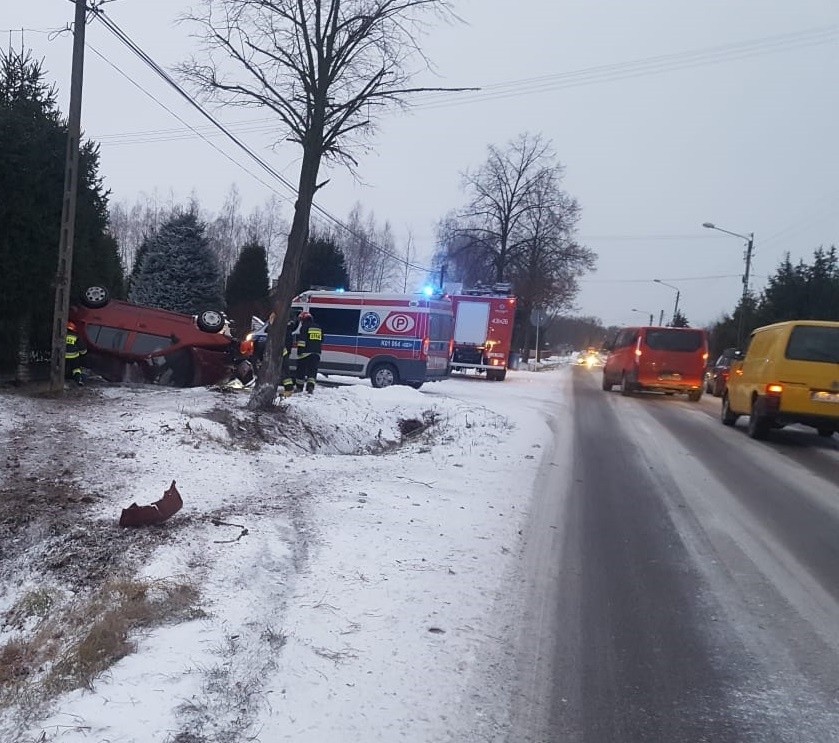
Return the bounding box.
[812,391,839,404]
[659,373,682,381]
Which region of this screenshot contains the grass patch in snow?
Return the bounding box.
[0,576,203,711]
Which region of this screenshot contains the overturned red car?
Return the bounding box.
[69,286,251,387]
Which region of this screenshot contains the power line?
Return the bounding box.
[89,7,434,274]
[411,25,838,110]
[580,274,742,283]
[86,42,295,206]
[580,234,726,241]
[86,25,838,145]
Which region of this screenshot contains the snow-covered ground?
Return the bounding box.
[0,368,567,742]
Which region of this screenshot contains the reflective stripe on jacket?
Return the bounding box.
[66,333,87,360]
[296,324,322,357]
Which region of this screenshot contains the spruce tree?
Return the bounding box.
[0,48,123,374]
[298,236,350,293]
[225,240,270,334]
[129,211,224,314]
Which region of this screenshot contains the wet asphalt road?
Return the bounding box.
[517,366,839,743]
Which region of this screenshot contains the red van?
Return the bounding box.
[602,326,709,401]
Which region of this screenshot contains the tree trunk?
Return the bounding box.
[247,145,321,411]
[15,315,31,385]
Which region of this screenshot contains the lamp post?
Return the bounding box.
[631,308,654,326]
[702,222,754,347]
[653,279,681,326]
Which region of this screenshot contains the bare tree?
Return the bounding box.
[401,228,419,292]
[244,194,289,276]
[436,132,595,350]
[513,173,595,351]
[179,0,459,409]
[109,189,177,276]
[206,184,245,278]
[444,132,556,284]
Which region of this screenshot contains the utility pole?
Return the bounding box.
[736,233,755,348]
[49,0,88,392]
[658,309,664,327]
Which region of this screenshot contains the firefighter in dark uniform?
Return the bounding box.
[65,321,87,385]
[281,316,297,396]
[295,311,322,393]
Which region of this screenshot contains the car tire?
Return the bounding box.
[602,375,613,391]
[80,285,110,308]
[721,394,738,426]
[747,397,771,440]
[197,309,225,333]
[620,373,632,396]
[370,362,398,388]
[816,427,835,438]
[687,390,702,402]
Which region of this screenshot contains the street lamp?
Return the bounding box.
[702,222,755,347]
[631,308,654,326]
[653,279,681,326]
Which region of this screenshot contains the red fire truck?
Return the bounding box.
[449,285,517,381]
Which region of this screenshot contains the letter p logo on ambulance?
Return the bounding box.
[360,312,381,333]
[385,313,416,334]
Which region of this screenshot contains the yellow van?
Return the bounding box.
[722,320,839,439]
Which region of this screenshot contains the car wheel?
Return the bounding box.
[747,397,771,440]
[601,375,613,391]
[80,285,110,308]
[816,427,835,438]
[687,390,702,402]
[721,393,738,426]
[197,309,225,333]
[620,373,632,396]
[370,362,398,388]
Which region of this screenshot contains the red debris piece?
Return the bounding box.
[119,480,183,527]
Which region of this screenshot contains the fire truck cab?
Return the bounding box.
[449,285,517,381]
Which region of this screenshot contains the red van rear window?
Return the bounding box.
[644,329,703,352]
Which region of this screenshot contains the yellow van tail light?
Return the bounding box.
[766,383,784,395]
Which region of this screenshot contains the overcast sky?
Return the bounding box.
[5,0,839,328]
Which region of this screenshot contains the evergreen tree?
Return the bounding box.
[225,240,270,335]
[129,211,224,314]
[755,248,839,325]
[0,48,123,374]
[670,310,689,327]
[298,235,350,293]
[755,253,808,325]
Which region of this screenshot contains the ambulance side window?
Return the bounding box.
[311,308,360,335]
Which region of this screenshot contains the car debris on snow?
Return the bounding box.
[118,480,183,527]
